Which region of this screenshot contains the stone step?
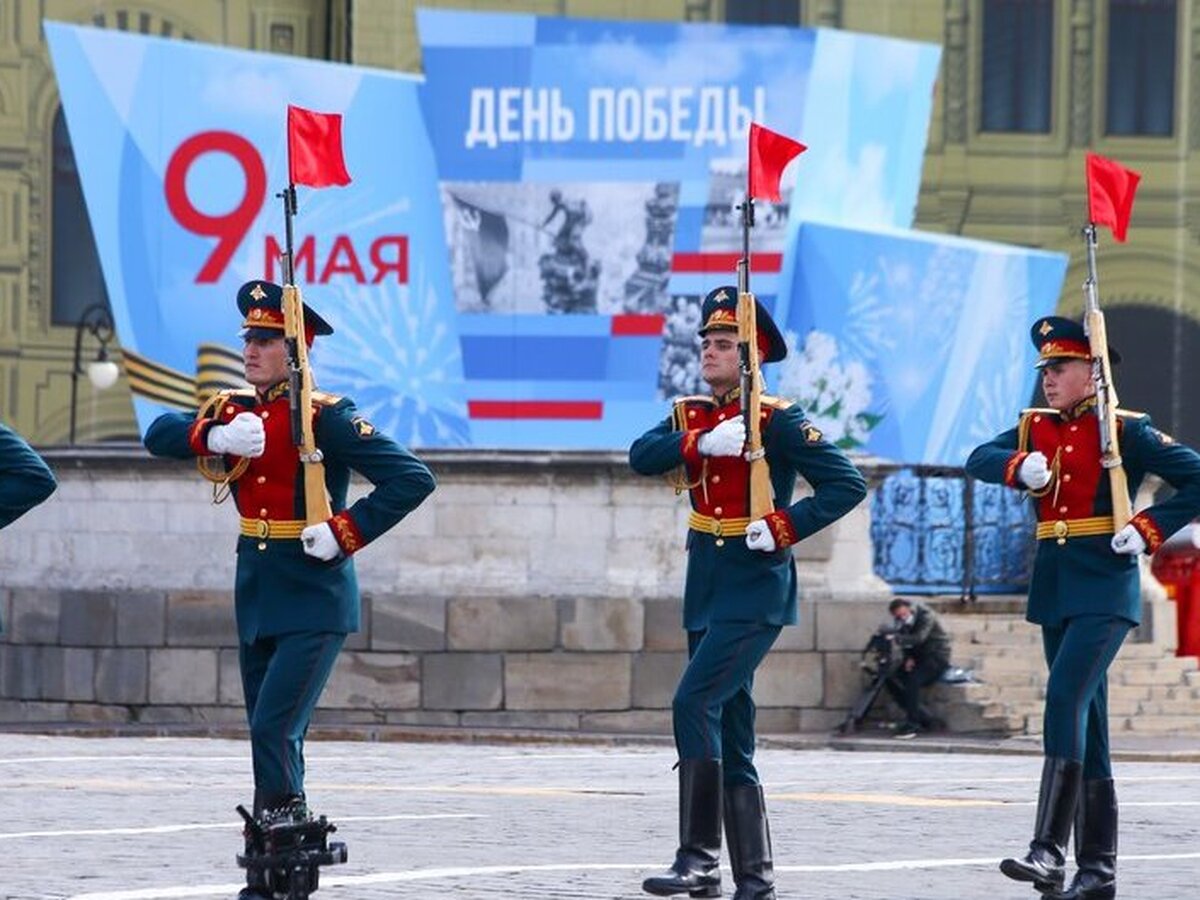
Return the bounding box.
[1109,699,1200,717]
[1118,714,1200,734]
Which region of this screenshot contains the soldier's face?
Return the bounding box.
[700,332,740,392]
[1040,359,1094,410]
[243,336,289,389]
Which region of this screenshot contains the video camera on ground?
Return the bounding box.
[237,804,347,900]
[836,622,906,735]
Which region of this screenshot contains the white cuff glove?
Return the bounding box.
[301,522,341,561]
[207,412,265,458]
[1019,451,1051,490]
[745,519,777,553]
[1111,524,1147,556]
[698,417,746,457]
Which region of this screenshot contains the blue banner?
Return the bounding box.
[46,13,1064,462]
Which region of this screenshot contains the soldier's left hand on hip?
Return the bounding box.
[1110,524,1146,556]
[301,522,341,561]
[745,519,776,552]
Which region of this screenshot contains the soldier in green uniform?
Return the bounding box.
[631,287,866,900]
[144,281,436,899]
[967,315,1200,900]
[0,421,57,629]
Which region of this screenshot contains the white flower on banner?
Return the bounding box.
[776,330,882,449]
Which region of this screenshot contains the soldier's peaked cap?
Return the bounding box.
[698,285,787,363]
[1030,315,1120,368]
[237,280,334,342]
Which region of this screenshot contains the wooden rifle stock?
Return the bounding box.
[737,290,774,520]
[1081,224,1132,531]
[282,284,333,526]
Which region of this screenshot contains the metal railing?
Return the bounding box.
[871,465,1036,601]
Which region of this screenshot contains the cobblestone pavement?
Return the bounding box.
[0,733,1198,899]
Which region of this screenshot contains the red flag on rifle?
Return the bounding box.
[748,123,806,203]
[287,104,351,188]
[1086,152,1140,243]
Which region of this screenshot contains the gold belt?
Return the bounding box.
[1035,515,1115,544]
[239,517,306,540]
[688,511,752,537]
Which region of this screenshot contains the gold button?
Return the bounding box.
[1053,520,1069,539]
[717,413,725,421]
[1057,538,1067,546]
[1033,415,1042,423]
[1063,473,1072,482]
[711,475,721,484]
[715,538,725,547]
[688,410,696,418]
[1070,425,1078,432]
[257,542,267,551]
[261,410,270,419]
[714,506,723,516]
[257,475,267,484]
[225,405,234,415]
[259,508,268,517]
[1065,445,1073,453]
[1059,506,1068,514]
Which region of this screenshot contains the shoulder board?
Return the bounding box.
[311,390,344,407]
[760,395,794,410]
[199,388,254,417]
[672,394,715,407]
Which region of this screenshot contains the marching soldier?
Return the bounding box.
[966,315,1200,900]
[630,286,866,900]
[0,420,57,623]
[0,422,56,533]
[144,281,436,899]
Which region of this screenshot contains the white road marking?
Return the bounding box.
[0,813,481,841]
[66,852,1200,899]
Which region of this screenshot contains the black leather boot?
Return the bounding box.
[1050,778,1117,900]
[1000,758,1083,892]
[724,783,776,899]
[642,759,723,897]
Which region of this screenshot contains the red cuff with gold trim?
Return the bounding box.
[188,418,219,456]
[680,430,704,467]
[329,511,366,555]
[764,510,798,549]
[1004,452,1029,488]
[1129,512,1165,554]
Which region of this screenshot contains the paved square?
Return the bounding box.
[0,734,1196,899]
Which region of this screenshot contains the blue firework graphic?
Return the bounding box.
[313,269,470,448]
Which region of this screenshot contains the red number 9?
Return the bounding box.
[165,131,267,284]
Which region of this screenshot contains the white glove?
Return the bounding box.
[745,519,777,552]
[1019,451,1051,490]
[698,418,746,457]
[208,412,265,458]
[301,522,341,561]
[1111,524,1147,556]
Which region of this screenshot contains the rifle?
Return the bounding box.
[278,184,333,526]
[736,196,774,520]
[1081,222,1132,530]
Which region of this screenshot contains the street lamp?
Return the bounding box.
[69,303,119,445]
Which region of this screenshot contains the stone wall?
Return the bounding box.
[0,448,893,732]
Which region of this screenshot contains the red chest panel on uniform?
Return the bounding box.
[1027,412,1105,520]
[215,394,304,520]
[681,398,776,518]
